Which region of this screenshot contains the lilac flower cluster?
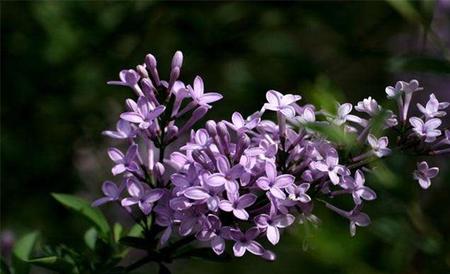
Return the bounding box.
[93,51,449,261]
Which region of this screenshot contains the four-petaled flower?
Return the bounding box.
[417,93,448,119]
[286,183,311,203]
[413,161,439,189]
[219,191,256,220]
[107,144,140,175]
[92,181,124,207]
[120,97,166,129]
[264,90,301,118]
[312,154,345,185]
[409,117,442,143]
[255,213,295,245]
[188,76,223,108]
[256,161,295,199]
[340,170,377,205]
[207,156,245,193]
[230,227,265,257]
[121,179,164,215]
[367,134,391,158]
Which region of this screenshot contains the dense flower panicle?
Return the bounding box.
[94,51,449,261]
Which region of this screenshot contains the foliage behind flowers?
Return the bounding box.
[11,51,444,273]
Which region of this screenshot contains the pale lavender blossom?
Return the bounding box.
[256,161,295,199]
[413,161,439,189]
[340,170,376,205]
[102,120,136,139]
[120,97,166,129]
[121,179,164,215]
[92,181,124,207]
[188,76,223,108]
[367,134,391,158]
[326,203,371,236]
[286,183,311,203]
[409,117,442,143]
[230,228,265,257]
[355,97,381,116]
[312,154,345,185]
[263,90,301,118]
[219,191,256,220]
[206,156,244,193]
[107,144,139,175]
[417,93,448,119]
[255,213,295,245]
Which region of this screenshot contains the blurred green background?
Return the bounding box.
[1,1,450,274]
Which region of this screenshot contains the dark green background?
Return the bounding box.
[2,1,450,273]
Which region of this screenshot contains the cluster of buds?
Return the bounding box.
[93,51,448,261]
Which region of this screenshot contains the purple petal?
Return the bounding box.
[270,187,286,200]
[266,226,279,245]
[121,197,139,207]
[246,241,265,255]
[112,164,126,176]
[206,174,227,187]
[274,174,294,188]
[108,148,124,163]
[265,161,277,181]
[199,93,223,104]
[219,200,233,212]
[184,187,211,200]
[233,209,249,220]
[211,236,225,255]
[273,214,295,228]
[143,189,164,203]
[120,112,144,123]
[237,193,257,209]
[233,242,246,257]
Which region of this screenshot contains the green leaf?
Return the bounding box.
[127,223,144,237]
[119,236,148,250]
[11,231,39,274]
[52,193,110,236]
[385,0,422,24]
[113,223,123,243]
[28,256,75,273]
[84,227,98,250]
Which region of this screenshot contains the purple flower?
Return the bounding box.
[224,112,260,133]
[413,161,439,189]
[355,97,381,116]
[340,170,376,205]
[107,144,140,175]
[255,213,295,245]
[120,97,166,129]
[256,161,294,199]
[121,179,164,215]
[102,120,136,139]
[219,191,256,220]
[107,69,142,96]
[286,183,311,203]
[183,185,221,211]
[206,156,244,193]
[409,117,442,143]
[92,181,124,207]
[417,93,448,119]
[312,154,345,185]
[326,203,371,236]
[263,90,301,118]
[196,215,227,255]
[181,129,211,151]
[188,76,223,108]
[230,227,265,257]
[385,81,403,99]
[367,134,391,158]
